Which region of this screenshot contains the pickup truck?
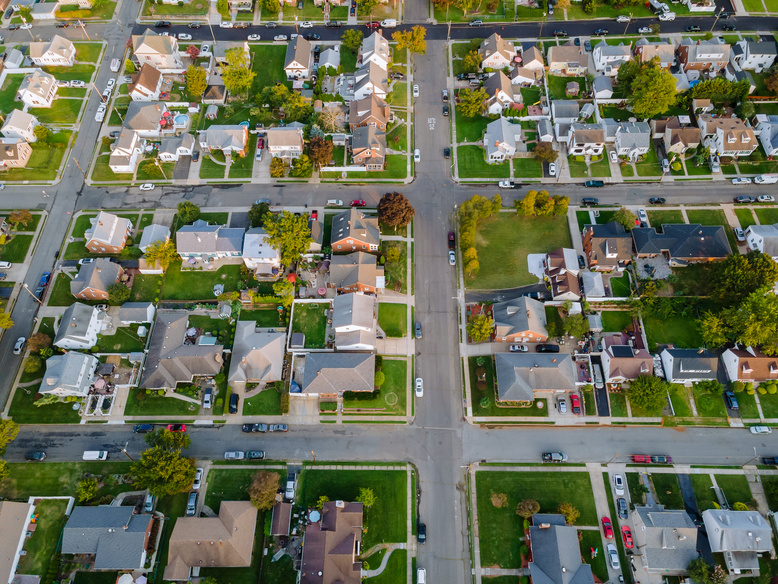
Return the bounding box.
[542,452,568,463]
[631,454,673,464]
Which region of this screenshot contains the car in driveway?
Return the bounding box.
[735,196,756,203]
[609,150,617,163]
[509,344,528,352]
[584,39,592,51]
[614,474,625,495]
[415,322,422,339]
[732,177,752,185]
[637,208,647,223]
[25,451,46,461]
[548,162,557,177]
[750,425,772,434]
[415,377,423,398]
[607,543,620,569]
[617,497,628,519]
[13,337,25,355]
[557,397,567,413]
[536,344,560,353]
[193,467,203,489]
[758,195,776,203]
[724,390,739,410]
[448,250,456,266]
[224,451,245,460]
[269,424,288,432]
[570,394,581,414]
[601,516,614,539]
[621,525,634,548]
[167,424,186,432]
[734,227,746,242]
[649,197,666,204]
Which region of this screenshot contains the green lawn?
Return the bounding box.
[736,391,760,419]
[200,155,226,180]
[343,358,406,416]
[30,99,83,124]
[755,208,778,225]
[735,208,757,229]
[692,385,727,418]
[0,461,133,499]
[647,210,685,227]
[205,468,285,509]
[152,491,188,584]
[458,145,510,179]
[512,157,544,178]
[601,311,632,333]
[290,302,328,348]
[635,148,662,177]
[8,212,42,233]
[547,75,586,100]
[364,550,406,584]
[758,391,778,418]
[382,241,408,293]
[229,135,257,179]
[3,135,72,182]
[343,154,407,179]
[378,303,407,338]
[579,529,608,582]
[124,388,199,416]
[239,308,284,326]
[456,108,492,143]
[161,262,251,300]
[466,214,572,289]
[242,386,283,415]
[609,272,631,297]
[643,315,703,350]
[668,384,692,418]
[0,234,32,262]
[95,323,147,353]
[15,498,69,575]
[685,209,729,227]
[689,474,717,511]
[8,382,82,424]
[47,272,74,306]
[130,274,162,302]
[251,44,288,93]
[715,474,754,507]
[609,392,628,417]
[650,473,684,509]
[74,42,103,63]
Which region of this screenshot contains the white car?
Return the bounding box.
[638,208,647,223]
[616,14,630,22]
[57,80,70,88]
[758,195,775,203]
[300,21,313,28]
[750,425,772,434]
[415,377,423,398]
[734,227,746,242]
[609,150,617,163]
[13,337,25,355]
[557,397,567,414]
[414,149,420,163]
[614,474,625,495]
[274,34,288,41]
[139,183,156,191]
[509,344,528,352]
[177,33,192,40]
[548,162,557,177]
[20,23,32,29]
[224,451,245,460]
[78,258,95,265]
[219,21,233,28]
[412,84,419,97]
[732,177,752,185]
[448,250,456,266]
[71,80,86,88]
[248,34,261,41]
[201,43,211,53]
[637,26,651,33]
[498,180,512,188]
[607,543,620,569]
[94,104,106,122]
[192,467,204,489]
[106,78,115,90]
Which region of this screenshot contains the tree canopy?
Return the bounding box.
[613,207,638,231]
[131,447,196,497]
[627,375,668,414]
[709,251,778,307]
[392,26,427,55]
[107,283,131,305]
[145,428,192,450]
[144,240,179,271]
[341,29,364,52]
[0,419,19,455]
[186,65,208,98]
[263,211,313,266]
[618,58,676,119]
[458,88,488,118]
[248,202,270,228]
[222,47,256,96]
[308,136,334,170]
[467,314,494,342]
[177,201,201,224]
[377,192,415,231]
[248,471,280,510]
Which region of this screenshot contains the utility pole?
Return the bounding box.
[710,6,724,31]
[72,158,87,181]
[538,12,547,39]
[155,158,169,181]
[78,20,90,40]
[22,283,43,305]
[121,441,135,462]
[623,12,632,36]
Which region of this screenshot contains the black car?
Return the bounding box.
[577,255,585,269]
[229,393,239,414]
[418,523,427,544]
[390,72,405,80]
[8,24,20,30]
[133,424,154,433]
[444,147,450,159]
[594,28,608,35]
[265,21,278,28]
[247,450,266,460]
[724,390,739,410]
[649,197,666,204]
[154,20,171,27]
[188,22,201,28]
[584,39,592,52]
[584,180,605,188]
[685,25,701,32]
[722,24,736,31]
[25,451,46,461]
[192,150,200,162]
[443,105,450,116]
[553,30,568,37]
[762,456,778,465]
[735,196,756,203]
[536,344,560,353]
[242,423,259,432]
[55,21,69,28]
[325,20,341,27]
[582,197,599,206]
[305,33,320,40]
[34,286,44,299]
[617,497,628,519]
[573,37,580,46]
[4,8,13,18]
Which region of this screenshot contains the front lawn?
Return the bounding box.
[382,241,407,293]
[758,391,778,418]
[755,208,778,225]
[378,303,407,338]
[471,356,547,417]
[601,311,632,333]
[343,358,406,415]
[74,41,103,63]
[4,135,72,182]
[124,388,199,416]
[16,498,69,576]
[242,386,283,415]
[735,208,757,229]
[647,210,685,227]
[650,473,684,509]
[458,145,510,179]
[685,209,729,227]
[9,383,82,424]
[715,474,754,506]
[689,474,717,511]
[161,262,252,301]
[0,234,32,262]
[692,386,727,418]
[456,108,492,143]
[47,272,74,306]
[251,44,290,92]
[229,135,257,179]
[512,157,544,178]
[643,314,703,350]
[634,148,662,177]
[291,302,328,348]
[0,461,133,499]
[609,392,628,417]
[95,323,148,353]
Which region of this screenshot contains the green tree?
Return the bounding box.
[260,0,280,12]
[582,0,594,12]
[627,60,677,118]
[107,283,131,305]
[729,289,778,355]
[0,460,8,483]
[688,558,711,584]
[552,195,569,216]
[185,65,208,97]
[24,355,42,373]
[563,313,589,338]
[177,201,201,224]
[76,477,99,503]
[216,0,229,16]
[270,157,285,178]
[290,154,312,178]
[308,136,334,170]
[0,420,19,454]
[627,375,668,413]
[222,47,256,96]
[341,29,364,52]
[467,314,494,342]
[263,211,312,266]
[27,332,52,352]
[695,379,723,394]
[392,26,427,55]
[710,251,778,306]
[454,0,477,15]
[534,141,558,163]
[316,495,330,510]
[457,88,488,118]
[273,280,295,309]
[143,239,179,271]
[698,311,728,348]
[377,192,415,232]
[18,6,31,22]
[33,126,50,143]
[614,207,638,231]
[248,202,270,228]
[131,447,196,498]
[516,499,540,518]
[465,259,480,277]
[145,428,192,450]
[616,58,642,93]
[462,50,481,73]
[534,192,554,216]
[557,502,580,525]
[357,0,380,14]
[357,487,377,509]
[247,470,280,510]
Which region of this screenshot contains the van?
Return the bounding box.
[110,58,120,72]
[380,19,397,27]
[186,492,198,516]
[203,387,212,409]
[82,450,108,461]
[0,261,11,269]
[754,174,778,184]
[417,568,426,584]
[327,199,343,206]
[144,493,155,512]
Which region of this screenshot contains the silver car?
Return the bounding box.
[607,543,620,569]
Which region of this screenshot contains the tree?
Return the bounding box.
[582,0,594,12]
[0,312,13,329]
[273,280,295,309]
[453,0,477,15]
[555,0,571,9]
[270,157,285,178]
[341,29,364,52]
[27,332,52,352]
[534,192,554,216]
[185,45,201,59]
[260,0,280,13]
[534,141,558,163]
[457,87,488,118]
[516,499,540,518]
[515,190,537,216]
[186,65,207,98]
[144,239,180,271]
[33,126,50,143]
[290,154,312,178]
[462,50,481,74]
[357,0,380,15]
[76,477,99,503]
[24,355,42,373]
[308,136,334,170]
[131,447,196,497]
[688,558,711,584]
[222,47,256,96]
[357,487,377,509]
[108,283,131,305]
[552,195,569,216]
[465,259,480,277]
[709,566,726,584]
[557,502,580,525]
[627,60,677,119]
[248,471,280,510]
[392,26,427,55]
[628,375,668,413]
[467,314,494,342]
[377,192,415,232]
[0,460,8,483]
[18,6,31,22]
[248,202,270,228]
[177,201,201,224]
[613,207,637,231]
[710,251,778,307]
[766,66,778,95]
[563,313,589,338]
[8,209,33,228]
[374,370,385,387]
[729,289,778,354]
[0,420,19,454]
[263,211,313,266]
[145,428,192,450]
[698,311,728,348]
[216,0,229,16]
[316,495,330,510]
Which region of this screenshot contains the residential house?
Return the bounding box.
[746,222,778,260]
[593,41,632,76]
[600,333,653,384]
[581,271,606,298]
[673,71,691,92]
[123,102,171,138]
[492,296,548,343]
[117,302,155,325]
[677,38,731,74]
[521,45,545,72]
[0,140,32,169]
[592,76,613,99]
[692,98,714,113]
[53,302,102,350]
[213,41,250,66]
[483,71,518,115]
[632,223,731,263]
[698,114,757,157]
[318,46,341,71]
[332,292,376,352]
[537,119,553,142]
[158,133,194,162]
[228,323,285,391]
[300,501,363,584]
[309,219,324,253]
[351,125,385,170]
[702,509,774,574]
[528,514,595,584]
[29,35,75,66]
[199,125,249,156]
[1,110,38,142]
[301,353,375,397]
[545,248,580,301]
[348,94,390,132]
[164,501,257,581]
[551,100,580,142]
[547,43,589,76]
[353,61,389,100]
[39,352,99,397]
[328,252,384,294]
[652,117,702,156]
[30,3,57,19]
[721,346,778,383]
[495,353,578,403]
[755,115,778,157]
[17,69,57,108]
[478,33,515,69]
[242,227,281,277]
[567,123,606,157]
[634,39,676,68]
[109,130,146,173]
[4,48,24,70]
[132,29,184,71]
[140,309,224,390]
[582,222,633,272]
[129,64,163,101]
[284,36,312,79]
[331,208,380,252]
[614,121,651,161]
[84,211,133,254]
[70,259,124,300]
[510,67,537,86]
[724,62,757,92]
[176,220,244,261]
[660,348,719,384]
[359,32,390,70]
[732,39,777,72]
[483,117,525,163]
[631,505,699,574]
[202,85,226,105]
[0,501,33,584]
[266,123,305,161]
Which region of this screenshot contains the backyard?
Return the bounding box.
[291,302,328,348]
[161,262,254,300]
[343,358,406,415]
[15,499,69,576]
[95,323,148,353]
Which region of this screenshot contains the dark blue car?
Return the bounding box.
[39,272,51,287]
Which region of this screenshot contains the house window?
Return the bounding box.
[337,245,341,249]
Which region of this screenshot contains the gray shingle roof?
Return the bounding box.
[492,296,547,339]
[632,223,730,260]
[529,514,595,584]
[331,208,380,247]
[176,219,244,255]
[495,353,576,402]
[54,303,98,347]
[302,353,375,394]
[139,223,171,251]
[70,259,123,296]
[228,323,285,385]
[661,348,718,381]
[633,505,698,572]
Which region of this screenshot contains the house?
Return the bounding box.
[53,302,102,350]
[483,71,518,115]
[202,85,227,105]
[547,43,589,76]
[84,211,133,254]
[331,208,380,252]
[70,259,124,300]
[483,117,525,163]
[348,94,390,132]
[614,121,651,161]
[581,271,606,298]
[228,323,285,390]
[1,110,38,143]
[677,38,731,74]
[732,39,777,72]
[333,292,376,352]
[0,501,33,584]
[39,352,99,397]
[109,130,145,173]
[632,223,731,263]
[353,61,389,100]
[329,252,384,294]
[673,71,691,92]
[495,353,578,403]
[17,69,57,108]
[582,222,633,272]
[266,124,305,161]
[702,509,774,574]
[724,63,756,92]
[164,501,257,581]
[300,501,363,584]
[653,117,702,156]
[129,63,163,101]
[721,346,778,383]
[600,334,653,384]
[528,514,595,584]
[132,29,184,71]
[592,76,613,99]
[30,2,57,20]
[0,140,32,169]
[123,102,171,138]
[199,125,249,156]
[746,222,778,260]
[492,296,548,343]
[351,125,385,170]
[545,248,580,301]
[271,502,293,536]
[301,353,375,396]
[117,302,155,325]
[176,219,244,261]
[567,123,606,157]
[593,41,632,76]
[309,219,324,253]
[697,114,757,157]
[242,227,281,277]
[660,348,719,384]
[632,505,699,574]
[29,34,75,66]
[634,39,676,68]
[478,33,515,69]
[158,133,194,162]
[551,100,580,141]
[755,115,778,157]
[521,45,545,72]
[318,46,341,71]
[510,67,538,86]
[140,309,224,390]
[4,48,24,70]
[284,36,312,79]
[213,41,250,65]
[692,98,714,113]
[359,32,390,70]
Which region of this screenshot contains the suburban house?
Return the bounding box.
[129,64,164,101]
[17,69,57,108]
[284,36,312,79]
[697,114,757,157]
[331,208,380,252]
[348,94,390,131]
[300,353,375,397]
[53,302,102,350]
[84,211,133,254]
[510,66,538,86]
[702,509,774,574]
[721,346,778,383]
[62,507,153,571]
[123,102,172,138]
[551,100,579,125]
[309,219,324,253]
[547,43,589,76]
[29,34,75,66]
[300,501,363,584]
[359,32,390,70]
[614,121,651,161]
[592,76,613,99]
[132,29,184,71]
[4,48,24,70]
[0,501,33,584]
[242,227,281,278]
[491,296,548,343]
[581,271,606,298]
[677,38,731,73]
[652,117,702,156]
[631,505,699,574]
[353,61,389,100]
[483,117,525,163]
[593,41,632,76]
[521,45,545,72]
[567,124,606,158]
[745,222,778,260]
[199,125,249,156]
[634,39,677,68]
[164,501,257,581]
[332,292,376,352]
[732,39,777,72]
[109,130,145,173]
[70,259,124,300]
[582,222,633,272]
[351,125,386,170]
[140,309,224,390]
[213,41,250,66]
[632,223,731,263]
[117,302,155,326]
[600,333,653,384]
[483,71,518,115]
[545,248,580,301]
[158,133,194,162]
[1,110,38,143]
[228,323,285,391]
[318,47,341,70]
[754,115,778,157]
[0,140,32,169]
[39,352,100,397]
[176,220,244,261]
[528,514,595,584]
[478,33,516,69]
[329,252,384,294]
[266,124,305,161]
[495,353,578,403]
[660,348,719,384]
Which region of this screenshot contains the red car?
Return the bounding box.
[621,525,633,548]
[166,424,187,432]
[601,516,613,539]
[350,199,366,207]
[311,210,318,221]
[570,394,581,415]
[257,138,265,149]
[366,21,380,28]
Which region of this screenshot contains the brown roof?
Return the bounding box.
[329,252,384,289]
[0,501,32,584]
[572,128,605,145]
[548,43,589,68]
[131,63,162,93]
[523,46,544,67]
[669,127,701,148]
[604,338,653,380]
[301,501,363,584]
[700,115,756,152]
[271,502,292,536]
[727,348,778,381]
[70,258,123,296]
[348,94,389,128]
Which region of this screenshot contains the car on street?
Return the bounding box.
[686,25,701,32]
[614,474,625,495]
[34,286,44,299]
[570,394,581,414]
[56,21,69,28]
[242,423,264,432]
[498,180,514,188]
[415,377,423,397]
[139,183,155,191]
[607,543,620,569]
[724,390,739,410]
[509,344,528,352]
[585,180,605,188]
[443,104,450,116]
[542,452,568,462]
[154,20,171,27]
[750,425,772,434]
[274,35,288,41]
[39,272,51,287]
[365,21,380,29]
[722,23,736,31]
[413,84,419,97]
[305,33,320,40]
[13,337,25,355]
[133,424,154,433]
[448,250,456,266]
[188,22,201,28]
[444,147,450,159]
[622,526,634,548]
[414,149,421,163]
[734,227,746,242]
[224,451,245,460]
[732,177,752,184]
[265,21,278,27]
[637,26,651,33]
[193,467,203,489]
[7,24,20,30]
[548,162,557,176]
[448,231,455,249]
[219,21,233,27]
[415,322,422,339]
[325,20,341,27]
[300,21,313,27]
[536,344,560,353]
[649,197,666,204]
[177,33,192,40]
[418,523,426,544]
[735,196,756,203]
[25,451,46,461]
[350,199,366,207]
[631,454,673,463]
[601,516,614,538]
[20,22,32,29]
[269,424,288,432]
[616,14,630,22]
[758,195,776,203]
[166,424,186,432]
[247,450,266,460]
[617,497,628,518]
[95,104,106,122]
[594,28,608,35]
[469,19,483,26]
[248,34,261,40]
[553,30,568,37]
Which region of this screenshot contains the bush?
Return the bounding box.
[732,381,745,393]
[770,385,778,395]
[520,545,529,557]
[758,386,768,395]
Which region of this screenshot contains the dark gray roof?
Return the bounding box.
[632,223,730,260]
[492,296,547,339]
[529,514,595,584]
[495,353,576,402]
[661,348,718,381]
[302,352,374,394]
[744,40,777,56]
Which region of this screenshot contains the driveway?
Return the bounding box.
[464,283,548,303]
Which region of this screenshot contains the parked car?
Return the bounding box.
[7,24,20,31]
[192,150,200,162]
[167,424,186,432]
[616,14,630,22]
[444,147,450,159]
[601,516,614,539]
[188,22,202,28]
[649,197,666,204]
[631,454,673,463]
[247,450,266,460]
[285,473,297,499]
[448,231,455,249]
[732,177,752,185]
[750,425,772,435]
[553,30,568,37]
[607,543,620,569]
[577,255,586,269]
[95,104,106,123]
[139,183,155,191]
[582,197,600,206]
[443,104,450,116]
[78,258,95,265]
[154,20,171,27]
[570,394,581,415]
[758,195,776,203]
[325,21,341,27]
[414,149,421,163]
[509,344,528,352]
[762,456,778,465]
[193,467,203,489]
[536,344,560,353]
[25,451,46,461]
[594,28,609,35]
[609,150,617,163]
[722,24,736,30]
[448,250,456,266]
[418,523,427,544]
[224,451,245,460]
[542,452,568,462]
[415,377,424,398]
[269,424,288,432]
[735,196,756,203]
[724,390,739,410]
[39,272,51,287]
[55,21,69,28]
[144,493,155,512]
[548,162,557,176]
[637,26,651,33]
[229,393,239,414]
[350,199,366,207]
[413,84,420,97]
[365,21,380,29]
[248,34,261,41]
[304,33,320,40]
[20,23,33,29]
[186,492,198,516]
[311,210,318,221]
[621,526,634,548]
[390,71,405,80]
[133,424,154,433]
[273,34,288,41]
[686,25,701,32]
[13,337,25,355]
[299,21,313,28]
[614,474,625,495]
[34,286,44,299]
[469,19,483,26]
[219,21,234,28]
[585,180,605,188]
[203,387,212,409]
[734,227,746,242]
[557,397,567,414]
[177,33,192,40]
[617,497,628,519]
